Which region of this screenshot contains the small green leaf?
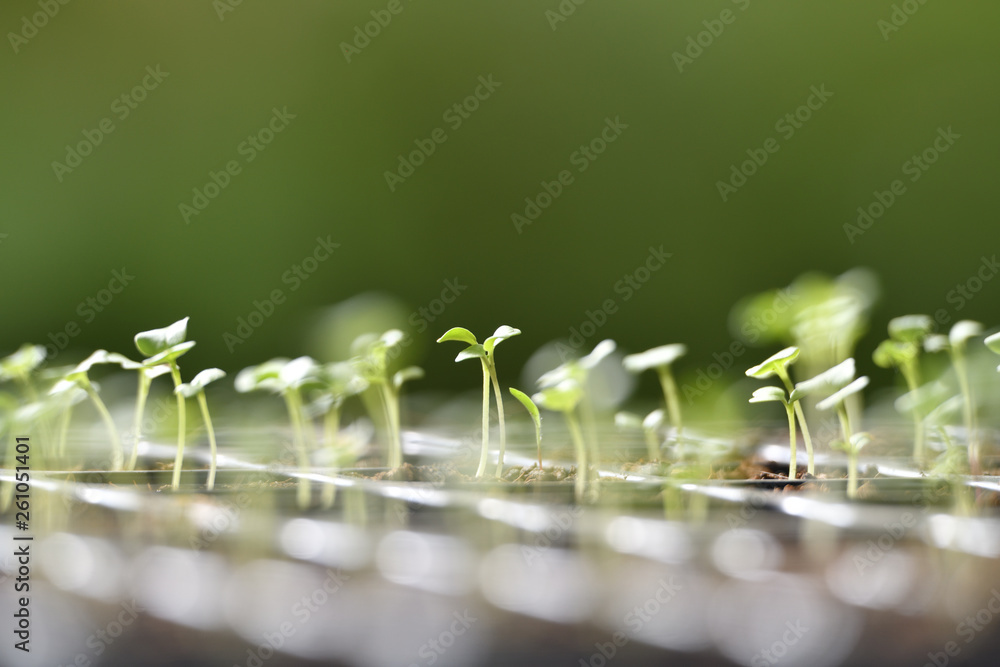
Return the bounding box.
[888,314,933,344]
[580,339,616,369]
[745,346,800,379]
[642,408,666,431]
[532,379,583,413]
[280,356,319,389]
[143,364,172,380]
[623,344,687,373]
[483,325,521,354]
[0,344,47,382]
[925,395,963,426]
[190,368,226,391]
[949,320,983,348]
[614,411,642,429]
[749,386,787,404]
[794,358,856,400]
[135,317,190,358]
[437,327,478,346]
[455,344,487,363]
[142,341,197,366]
[509,387,541,430]
[849,431,872,453]
[380,329,405,348]
[872,340,913,369]
[320,361,369,398]
[817,375,870,411]
[234,358,290,394]
[923,334,949,354]
[392,366,424,390]
[985,332,1000,356]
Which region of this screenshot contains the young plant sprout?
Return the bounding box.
[615,409,665,463]
[126,364,172,471]
[352,330,422,470]
[814,369,870,499]
[175,368,226,490]
[236,356,320,508]
[749,386,798,479]
[0,344,47,402]
[538,339,617,471]
[622,344,687,443]
[437,326,520,477]
[509,388,542,470]
[746,346,815,474]
[873,314,933,464]
[532,379,588,501]
[51,350,135,471]
[926,320,983,471]
[316,361,369,457]
[134,318,196,489]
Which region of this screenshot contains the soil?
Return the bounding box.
[356,462,576,485]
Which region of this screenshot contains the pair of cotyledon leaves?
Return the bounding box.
[747,347,867,411]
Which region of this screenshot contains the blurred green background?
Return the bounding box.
[2,0,998,391]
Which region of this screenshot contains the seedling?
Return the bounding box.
[352,330,422,470]
[236,356,320,508]
[538,339,616,471]
[926,320,983,472]
[815,369,870,499]
[746,346,814,474]
[509,387,542,470]
[615,409,665,463]
[126,364,172,471]
[873,314,933,464]
[0,344,46,402]
[134,318,196,489]
[622,344,686,443]
[437,326,520,477]
[51,350,136,471]
[749,386,798,479]
[532,379,588,500]
[175,368,226,490]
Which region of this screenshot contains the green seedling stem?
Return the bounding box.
[775,366,814,475]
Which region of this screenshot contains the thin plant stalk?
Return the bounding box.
[785,402,797,480]
[565,409,588,502]
[56,405,72,460]
[475,359,490,478]
[283,391,311,509]
[952,350,980,475]
[322,406,341,507]
[195,392,218,491]
[836,406,857,498]
[644,429,660,463]
[85,384,123,472]
[776,367,814,474]
[128,372,152,471]
[488,363,507,477]
[899,361,924,466]
[169,364,186,490]
[380,383,402,469]
[657,366,683,443]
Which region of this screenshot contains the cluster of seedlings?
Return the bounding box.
[3,270,1000,506]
